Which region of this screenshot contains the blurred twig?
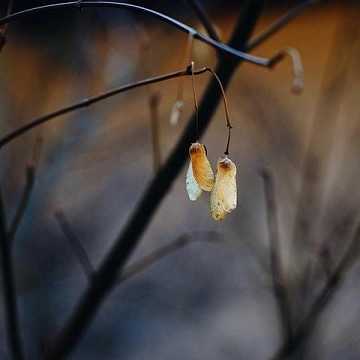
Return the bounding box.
[261,169,293,343]
[246,0,321,50]
[8,137,41,244]
[184,0,220,41]
[272,220,360,360]
[54,211,94,281]
[0,1,288,68]
[0,188,24,360]
[0,0,14,52]
[149,93,162,173]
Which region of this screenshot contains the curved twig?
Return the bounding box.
[0,66,208,150]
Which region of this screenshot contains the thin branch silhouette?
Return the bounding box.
[0,188,24,360]
[0,1,287,68]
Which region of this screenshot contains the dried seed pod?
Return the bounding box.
[186,162,202,201]
[170,100,184,126]
[210,157,237,221]
[189,143,214,191]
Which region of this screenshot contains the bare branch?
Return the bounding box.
[246,0,321,50]
[261,169,293,343]
[0,188,24,360]
[0,1,283,68]
[54,211,94,281]
[0,66,208,150]
[149,93,162,173]
[184,0,220,41]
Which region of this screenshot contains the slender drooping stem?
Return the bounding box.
[205,68,232,155]
[190,62,200,140]
[0,189,24,360]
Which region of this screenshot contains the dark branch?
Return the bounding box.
[0,188,24,360]
[7,166,35,244]
[44,2,266,358]
[184,0,220,41]
[261,169,293,343]
[0,1,281,67]
[54,211,94,281]
[271,219,360,360]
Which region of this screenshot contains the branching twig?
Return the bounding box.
[271,220,360,360]
[8,136,42,244]
[246,0,321,50]
[0,188,24,360]
[261,169,293,343]
[0,66,208,150]
[54,211,94,281]
[44,3,266,359]
[0,1,287,68]
[184,0,220,41]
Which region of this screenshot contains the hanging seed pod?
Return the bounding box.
[210,157,237,221]
[189,143,214,191]
[186,162,202,201]
[169,100,184,126]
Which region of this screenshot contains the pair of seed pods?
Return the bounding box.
[186,142,237,221]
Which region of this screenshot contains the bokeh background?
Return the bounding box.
[0,0,360,359]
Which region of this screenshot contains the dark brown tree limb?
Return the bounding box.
[44,2,265,359]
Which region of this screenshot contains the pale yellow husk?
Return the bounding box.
[189,143,214,191]
[210,157,237,221]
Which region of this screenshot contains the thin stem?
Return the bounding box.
[205,68,232,155]
[184,0,220,41]
[119,234,218,283]
[44,3,265,358]
[190,62,200,140]
[0,66,208,150]
[261,169,293,343]
[0,1,277,67]
[54,211,94,281]
[0,188,24,360]
[271,220,360,360]
[8,137,41,244]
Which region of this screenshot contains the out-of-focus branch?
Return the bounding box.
[0,188,24,360]
[184,0,220,41]
[44,3,266,359]
[0,0,14,52]
[246,0,321,50]
[54,211,94,281]
[149,93,162,173]
[261,169,293,343]
[8,137,42,244]
[272,220,360,360]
